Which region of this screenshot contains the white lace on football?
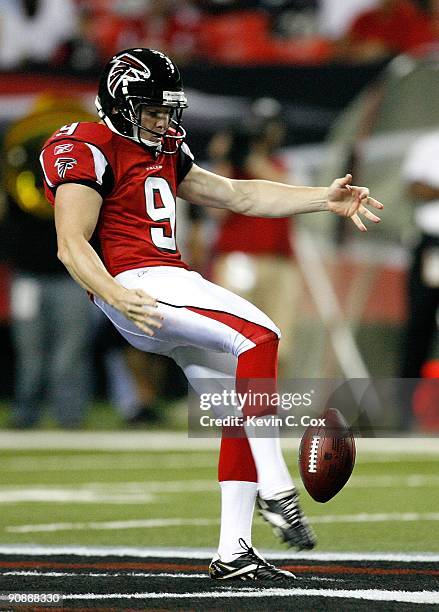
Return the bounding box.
[308,435,320,473]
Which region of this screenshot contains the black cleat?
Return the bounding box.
[209,538,296,581]
[257,489,317,551]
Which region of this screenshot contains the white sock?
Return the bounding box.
[217,480,257,562]
[247,435,294,499]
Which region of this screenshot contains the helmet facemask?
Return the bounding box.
[122,91,186,154]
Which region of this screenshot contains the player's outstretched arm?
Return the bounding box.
[178,166,383,231]
[55,183,162,336]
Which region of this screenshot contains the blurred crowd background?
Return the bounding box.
[2,0,439,70]
[0,0,438,433]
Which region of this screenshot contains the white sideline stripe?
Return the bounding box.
[1,432,439,453]
[3,571,208,579]
[0,545,438,562]
[5,589,435,604]
[7,512,439,534]
[1,571,341,583]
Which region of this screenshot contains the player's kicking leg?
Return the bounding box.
[95,267,316,576]
[228,325,315,552]
[171,346,299,581]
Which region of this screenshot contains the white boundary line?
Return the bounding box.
[0,432,438,452]
[3,570,209,579]
[5,589,435,604]
[1,570,340,583]
[0,545,438,562]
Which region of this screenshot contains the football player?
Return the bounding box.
[40,48,382,581]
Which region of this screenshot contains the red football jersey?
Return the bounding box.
[40,122,193,276]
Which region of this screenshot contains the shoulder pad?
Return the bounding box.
[42,122,114,150]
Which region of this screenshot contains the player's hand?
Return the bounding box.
[327,174,383,232]
[112,287,163,336]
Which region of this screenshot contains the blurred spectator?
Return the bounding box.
[318,0,379,40]
[0,0,79,69]
[142,0,202,65]
[334,0,435,64]
[400,133,439,376]
[423,0,439,38]
[399,131,439,428]
[265,0,320,39]
[0,96,94,428]
[77,0,201,65]
[207,99,302,377]
[198,2,332,64]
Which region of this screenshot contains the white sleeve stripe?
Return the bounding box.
[39,151,54,188]
[181,141,194,160]
[85,143,108,185]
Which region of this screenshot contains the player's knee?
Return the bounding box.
[253,329,279,347]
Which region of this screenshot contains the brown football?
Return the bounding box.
[298,408,356,503]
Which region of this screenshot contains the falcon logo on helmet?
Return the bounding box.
[55,157,77,179]
[107,53,151,99]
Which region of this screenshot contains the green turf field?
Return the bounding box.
[0,444,438,553]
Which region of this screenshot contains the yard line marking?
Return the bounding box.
[0,480,219,503]
[1,452,437,470]
[1,474,438,506]
[78,474,439,489]
[0,488,157,504]
[6,518,219,533]
[0,432,222,451]
[356,455,439,464]
[84,474,439,489]
[0,453,217,472]
[348,474,439,488]
[85,480,217,492]
[3,588,434,604]
[0,545,438,562]
[7,512,439,533]
[0,480,220,494]
[310,512,439,524]
[1,432,439,453]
